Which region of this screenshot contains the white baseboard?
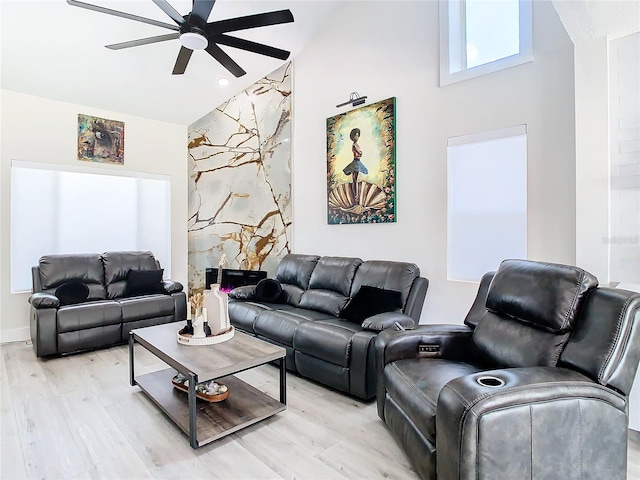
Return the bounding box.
[0,327,30,344]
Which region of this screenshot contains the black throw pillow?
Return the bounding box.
[254,278,283,303]
[340,285,403,323]
[125,269,165,296]
[55,281,90,306]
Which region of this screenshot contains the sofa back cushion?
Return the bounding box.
[470,259,599,369]
[102,251,160,299]
[464,271,495,329]
[299,256,363,316]
[274,254,320,306]
[560,287,640,396]
[38,253,106,300]
[485,259,598,333]
[350,260,420,310]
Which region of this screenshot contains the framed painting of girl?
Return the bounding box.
[326,97,396,224]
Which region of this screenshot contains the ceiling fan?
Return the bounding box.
[67,0,294,78]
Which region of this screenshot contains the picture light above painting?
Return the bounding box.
[326,97,396,225]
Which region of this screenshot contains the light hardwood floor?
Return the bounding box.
[1,340,639,480]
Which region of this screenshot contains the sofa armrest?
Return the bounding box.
[30,303,58,357]
[404,276,429,322]
[376,324,473,366]
[28,292,60,309]
[162,280,183,294]
[436,366,628,480]
[375,324,473,419]
[361,312,415,332]
[229,285,256,300]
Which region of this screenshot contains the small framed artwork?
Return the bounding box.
[326,97,396,224]
[77,114,125,164]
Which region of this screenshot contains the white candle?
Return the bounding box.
[203,307,208,324]
[187,306,191,320]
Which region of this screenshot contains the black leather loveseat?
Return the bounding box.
[376,259,640,480]
[228,253,429,400]
[29,251,186,357]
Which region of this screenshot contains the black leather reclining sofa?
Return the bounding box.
[29,251,186,357]
[228,253,429,400]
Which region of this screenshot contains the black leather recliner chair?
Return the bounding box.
[376,259,640,480]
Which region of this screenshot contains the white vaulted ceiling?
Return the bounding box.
[0,0,338,125]
[551,0,640,43]
[2,1,638,126]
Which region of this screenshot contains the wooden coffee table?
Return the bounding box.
[128,322,286,448]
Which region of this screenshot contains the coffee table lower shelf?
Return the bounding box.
[135,368,286,448]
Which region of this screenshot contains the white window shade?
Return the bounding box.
[11,161,171,292]
[447,125,527,282]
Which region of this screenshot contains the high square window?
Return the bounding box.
[439,0,533,86]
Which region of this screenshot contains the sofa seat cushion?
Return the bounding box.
[117,294,175,322]
[254,309,332,347]
[273,307,337,321]
[229,301,273,333]
[58,324,121,354]
[293,319,363,367]
[57,301,122,333]
[121,315,176,341]
[384,359,480,441]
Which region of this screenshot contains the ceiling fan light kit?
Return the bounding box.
[66,0,294,78]
[180,32,208,50]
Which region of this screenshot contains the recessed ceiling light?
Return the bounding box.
[217,78,229,87]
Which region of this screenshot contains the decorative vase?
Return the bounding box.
[204,285,230,335]
[192,307,206,339]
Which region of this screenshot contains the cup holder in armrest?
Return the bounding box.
[476,376,506,388]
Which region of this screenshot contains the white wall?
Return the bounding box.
[575,37,610,282]
[0,90,188,342]
[291,0,576,324]
[574,35,640,431]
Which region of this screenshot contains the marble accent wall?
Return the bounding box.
[187,63,292,291]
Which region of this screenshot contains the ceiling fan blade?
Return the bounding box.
[152,0,186,26]
[213,34,290,60]
[172,47,194,75]
[66,0,179,31]
[106,33,180,50]
[191,0,216,22]
[207,10,294,34]
[205,43,246,77]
